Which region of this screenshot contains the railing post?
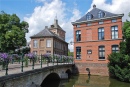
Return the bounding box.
[41,55,42,68]
[19,58,20,64]
[11,59,14,64]
[21,54,24,72]
[53,55,54,65]
[32,59,34,70]
[46,58,49,66]
[5,61,8,75]
[57,58,58,65]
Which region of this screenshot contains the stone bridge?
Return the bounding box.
[0,64,74,87]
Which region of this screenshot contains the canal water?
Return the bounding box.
[41,74,130,87]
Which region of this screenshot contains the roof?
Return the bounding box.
[30,27,68,43]
[72,5,124,24]
[49,19,65,32]
[30,27,54,38]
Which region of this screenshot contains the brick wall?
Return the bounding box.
[73,18,123,76]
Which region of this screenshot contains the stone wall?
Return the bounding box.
[75,63,109,76]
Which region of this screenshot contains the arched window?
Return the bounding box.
[98,11,105,18]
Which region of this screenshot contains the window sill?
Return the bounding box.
[86,59,93,61]
[75,59,82,60]
[98,59,106,61]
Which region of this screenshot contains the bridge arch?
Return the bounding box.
[41,73,60,87]
[66,69,72,79]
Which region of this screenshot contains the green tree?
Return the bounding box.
[108,13,130,82]
[68,49,73,57]
[0,11,29,53]
[122,18,130,55]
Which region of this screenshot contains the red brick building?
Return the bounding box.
[72,5,124,76]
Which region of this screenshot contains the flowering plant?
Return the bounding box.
[0,53,12,69]
[25,53,36,59]
[12,54,20,60]
[24,53,36,66]
[0,53,11,62]
[42,53,51,58]
[42,53,52,63]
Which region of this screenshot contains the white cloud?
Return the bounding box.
[24,0,130,52]
[89,0,130,21]
[24,0,81,52]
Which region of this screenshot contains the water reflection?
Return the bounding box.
[41,75,130,87]
[41,79,60,87]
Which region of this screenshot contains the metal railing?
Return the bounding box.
[0,54,74,76]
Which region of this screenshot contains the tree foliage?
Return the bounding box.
[0,11,29,53]
[108,53,130,82]
[68,49,73,57]
[108,13,130,82]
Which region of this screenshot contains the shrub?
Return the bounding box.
[108,53,130,82]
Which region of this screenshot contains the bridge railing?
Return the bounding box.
[0,53,74,76]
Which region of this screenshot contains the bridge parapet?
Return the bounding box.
[0,64,74,87]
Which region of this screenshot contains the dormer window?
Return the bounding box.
[112,19,117,22]
[99,21,103,24]
[76,25,80,28]
[86,13,93,20]
[51,25,54,28]
[98,11,105,18]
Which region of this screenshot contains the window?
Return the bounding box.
[33,40,38,48]
[46,40,51,47]
[46,51,51,54]
[98,21,103,24]
[99,46,105,59]
[76,47,81,59]
[86,13,92,20]
[98,28,104,40]
[111,26,118,39]
[33,51,37,55]
[76,25,80,28]
[76,30,81,41]
[87,50,92,54]
[98,11,105,18]
[112,45,119,53]
[87,23,91,26]
[112,19,117,22]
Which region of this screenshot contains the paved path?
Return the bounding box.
[0,62,71,77]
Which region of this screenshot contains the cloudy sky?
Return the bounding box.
[0,0,130,52]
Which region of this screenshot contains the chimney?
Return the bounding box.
[93,4,96,8]
[45,26,48,29]
[54,19,58,28]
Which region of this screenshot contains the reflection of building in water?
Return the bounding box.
[73,75,110,87]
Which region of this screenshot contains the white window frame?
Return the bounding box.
[33,40,38,48]
[46,40,51,47]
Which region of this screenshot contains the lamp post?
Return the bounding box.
[21,28,28,72]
